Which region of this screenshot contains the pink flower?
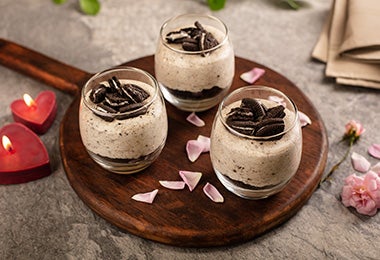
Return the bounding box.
[344,120,365,144]
[341,171,380,216]
[321,120,365,185]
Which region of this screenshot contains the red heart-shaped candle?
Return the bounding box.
[0,123,51,184]
[11,90,57,134]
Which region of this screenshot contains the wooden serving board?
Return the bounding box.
[0,38,328,247]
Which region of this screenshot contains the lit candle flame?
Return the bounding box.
[2,135,14,153]
[23,93,37,108]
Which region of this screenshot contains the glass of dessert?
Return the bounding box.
[79,67,168,174]
[210,86,302,199]
[155,13,235,112]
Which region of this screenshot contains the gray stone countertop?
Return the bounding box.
[1,0,380,259]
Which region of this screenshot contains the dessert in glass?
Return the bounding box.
[79,67,168,174]
[210,86,302,199]
[155,13,235,112]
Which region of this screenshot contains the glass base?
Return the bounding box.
[86,143,165,174]
[159,83,229,112]
[214,169,292,200]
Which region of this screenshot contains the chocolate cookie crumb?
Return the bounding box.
[165,21,219,55]
[226,98,286,139]
[89,76,150,121]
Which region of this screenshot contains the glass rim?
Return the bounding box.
[159,13,229,55]
[218,86,299,140]
[81,66,159,118]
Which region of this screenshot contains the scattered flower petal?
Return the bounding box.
[368,144,380,159]
[240,67,265,84]
[179,170,202,191]
[186,140,204,162]
[341,172,380,216]
[371,162,380,176]
[268,95,285,106]
[185,135,211,162]
[131,189,158,204]
[186,112,205,127]
[351,152,371,173]
[298,111,312,127]
[197,135,210,152]
[203,182,224,203]
[159,180,186,190]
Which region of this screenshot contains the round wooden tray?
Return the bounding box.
[0,41,328,247]
[59,56,328,247]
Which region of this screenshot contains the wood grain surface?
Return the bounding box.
[0,39,328,247]
[61,56,328,247]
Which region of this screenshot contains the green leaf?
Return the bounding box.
[207,0,226,11]
[53,0,67,4]
[79,0,101,15]
[285,0,300,10]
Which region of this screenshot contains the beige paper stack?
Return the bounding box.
[312,0,380,89]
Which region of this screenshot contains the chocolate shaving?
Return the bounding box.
[226,98,286,139]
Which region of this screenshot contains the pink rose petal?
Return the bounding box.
[179,170,202,192]
[298,111,312,127]
[186,135,211,162]
[268,95,285,106]
[159,180,186,190]
[368,144,380,159]
[351,152,371,173]
[197,135,210,153]
[131,189,158,204]
[186,112,205,127]
[240,67,265,84]
[186,140,204,162]
[203,182,224,203]
[371,162,380,176]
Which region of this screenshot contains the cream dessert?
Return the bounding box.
[79,70,168,174]
[210,88,302,198]
[155,14,235,111]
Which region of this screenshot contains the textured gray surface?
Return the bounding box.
[1,0,380,259]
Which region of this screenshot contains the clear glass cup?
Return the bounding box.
[210,86,303,199]
[155,13,235,112]
[79,67,168,174]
